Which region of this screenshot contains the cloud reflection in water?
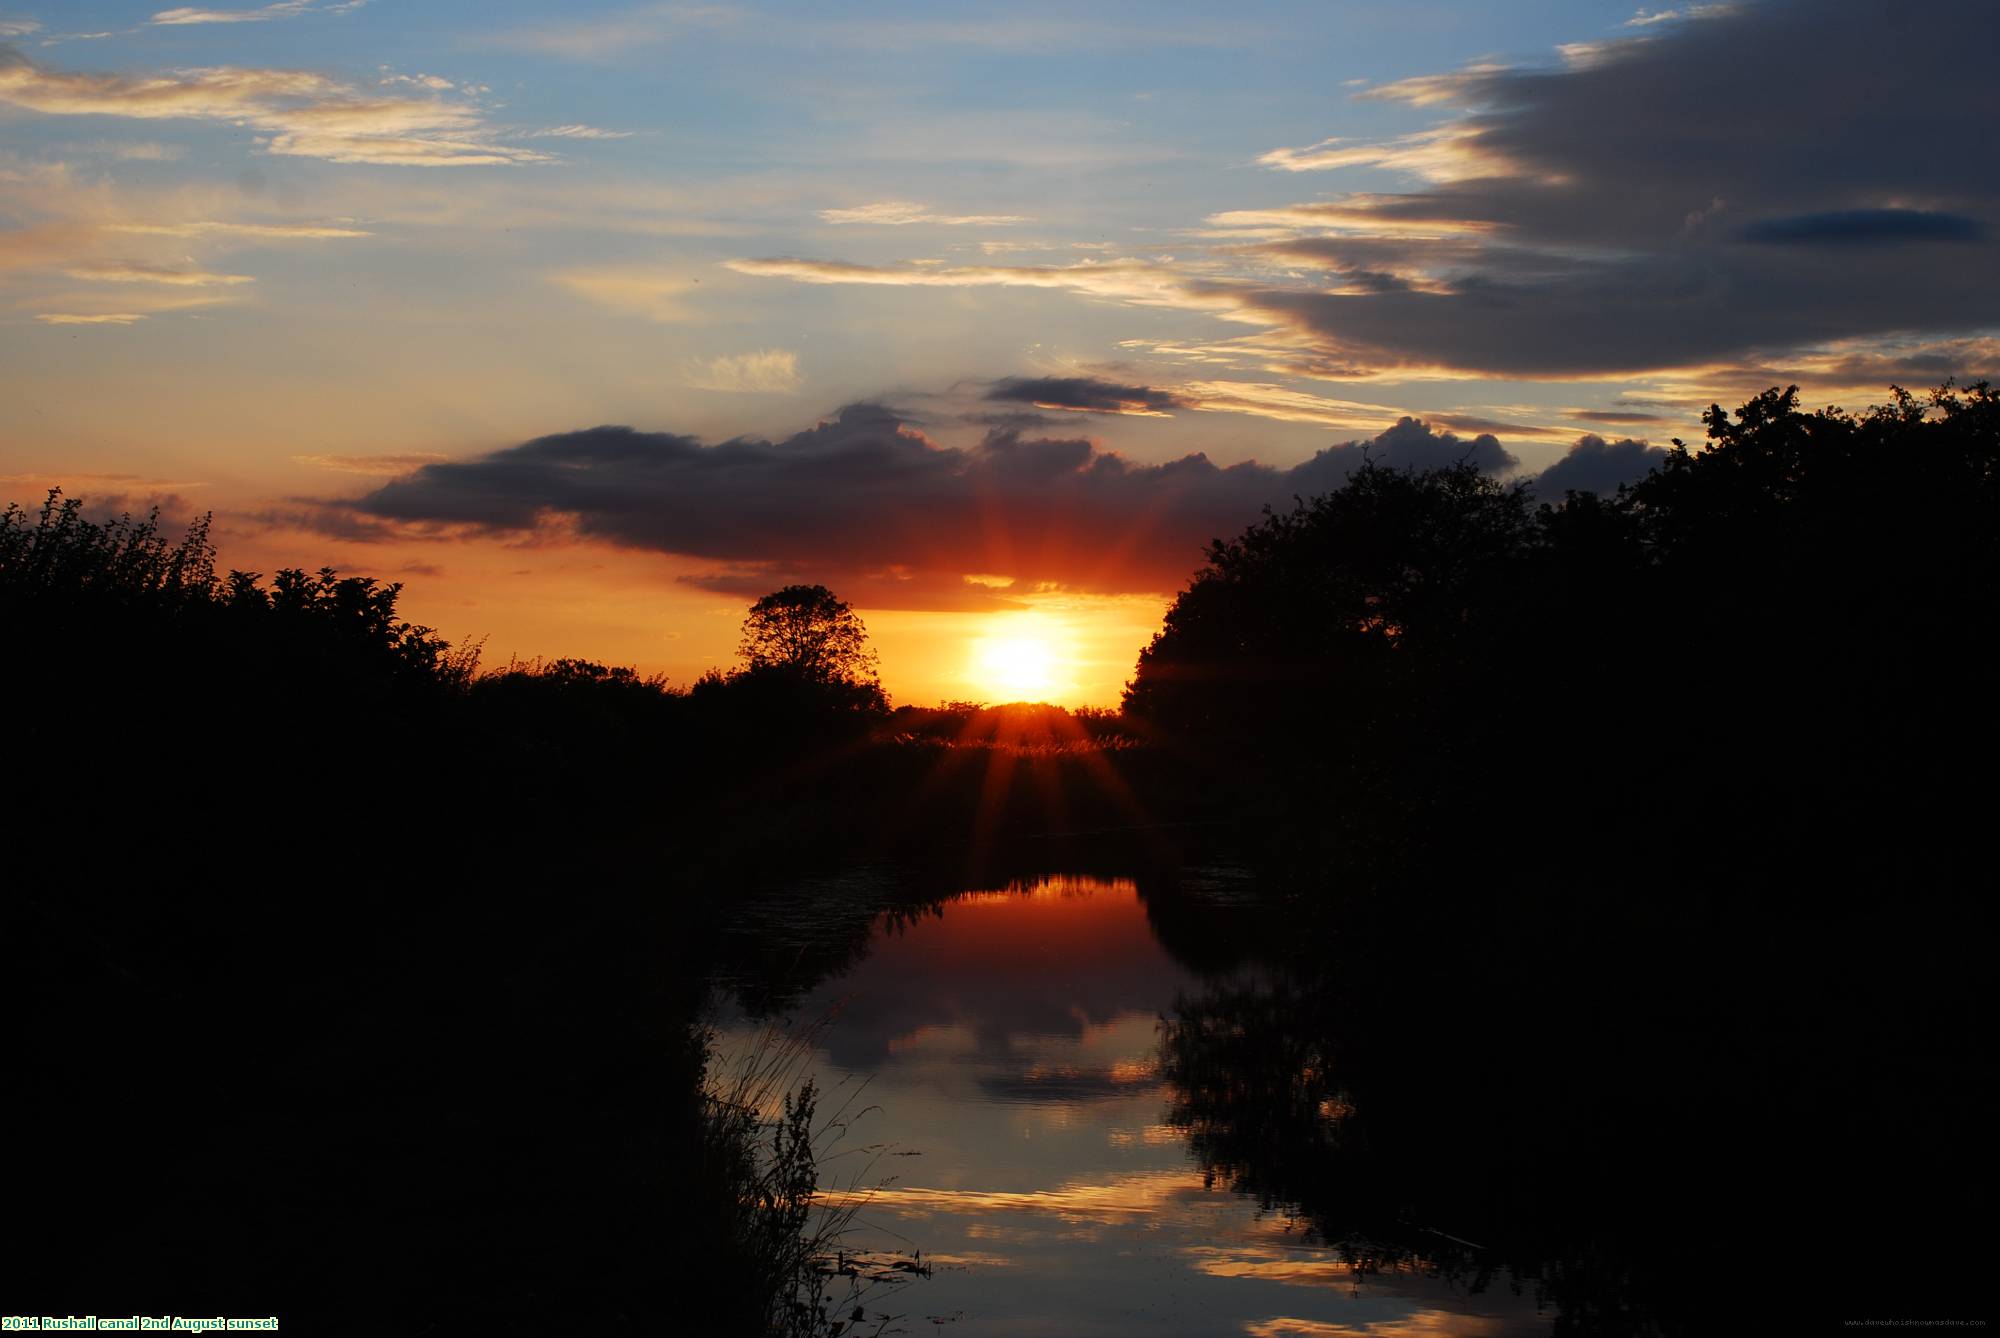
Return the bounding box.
[716,875,1551,1335]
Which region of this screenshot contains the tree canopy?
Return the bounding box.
[1123,381,2000,884]
[736,583,880,686]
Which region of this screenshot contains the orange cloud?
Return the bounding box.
[62,261,255,285]
[546,266,701,322]
[1256,125,1522,184]
[1174,380,1406,429]
[1243,1314,1516,1338]
[1205,205,1499,239]
[819,200,1029,226]
[684,349,802,394]
[723,255,1236,312]
[1356,64,1510,108]
[293,453,450,475]
[865,1168,1211,1225]
[106,221,371,239]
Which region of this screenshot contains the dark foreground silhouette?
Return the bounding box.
[5,383,1992,1334]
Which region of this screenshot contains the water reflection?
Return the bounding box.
[714,874,1553,1336]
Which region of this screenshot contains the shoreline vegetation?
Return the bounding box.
[6,384,1992,1334]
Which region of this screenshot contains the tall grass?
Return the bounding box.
[699,1018,928,1337]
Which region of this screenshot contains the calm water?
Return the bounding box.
[714,872,1556,1337]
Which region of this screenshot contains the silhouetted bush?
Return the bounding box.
[3,488,478,792]
[0,500,891,1336]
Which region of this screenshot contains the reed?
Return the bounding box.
[699,1016,927,1337]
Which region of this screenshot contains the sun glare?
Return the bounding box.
[970,621,1062,701]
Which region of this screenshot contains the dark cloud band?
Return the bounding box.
[1737,209,1988,247]
[985,376,1190,416]
[338,404,1536,607]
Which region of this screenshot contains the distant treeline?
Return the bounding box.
[0,493,1169,868]
[17,381,1990,879]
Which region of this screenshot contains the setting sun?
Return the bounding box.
[970,620,1062,701]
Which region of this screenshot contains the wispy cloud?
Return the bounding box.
[293,452,448,475]
[1626,336,2000,406]
[684,349,801,394]
[1625,5,1733,27]
[1204,203,1498,238]
[63,260,255,285]
[979,373,1433,431]
[547,266,699,322]
[379,73,453,91]
[480,3,738,61]
[1357,63,1509,108]
[64,139,188,160]
[33,30,125,46]
[151,0,365,24]
[153,0,312,24]
[724,256,1233,313]
[0,45,547,167]
[0,16,41,37]
[527,124,634,140]
[107,220,372,239]
[16,288,247,318]
[1174,380,1414,430]
[820,201,1028,227]
[1566,407,1670,425]
[0,159,375,316]
[1256,125,1521,183]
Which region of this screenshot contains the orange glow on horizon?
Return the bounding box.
[203,518,1167,709]
[939,606,1151,707]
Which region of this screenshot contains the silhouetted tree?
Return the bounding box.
[1123,381,2000,885]
[737,583,880,686]
[1124,460,1535,743]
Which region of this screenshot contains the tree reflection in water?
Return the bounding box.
[1159,889,1986,1338]
[716,855,1984,1336]
[1162,982,1479,1270]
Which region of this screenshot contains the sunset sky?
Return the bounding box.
[3,0,1992,704]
